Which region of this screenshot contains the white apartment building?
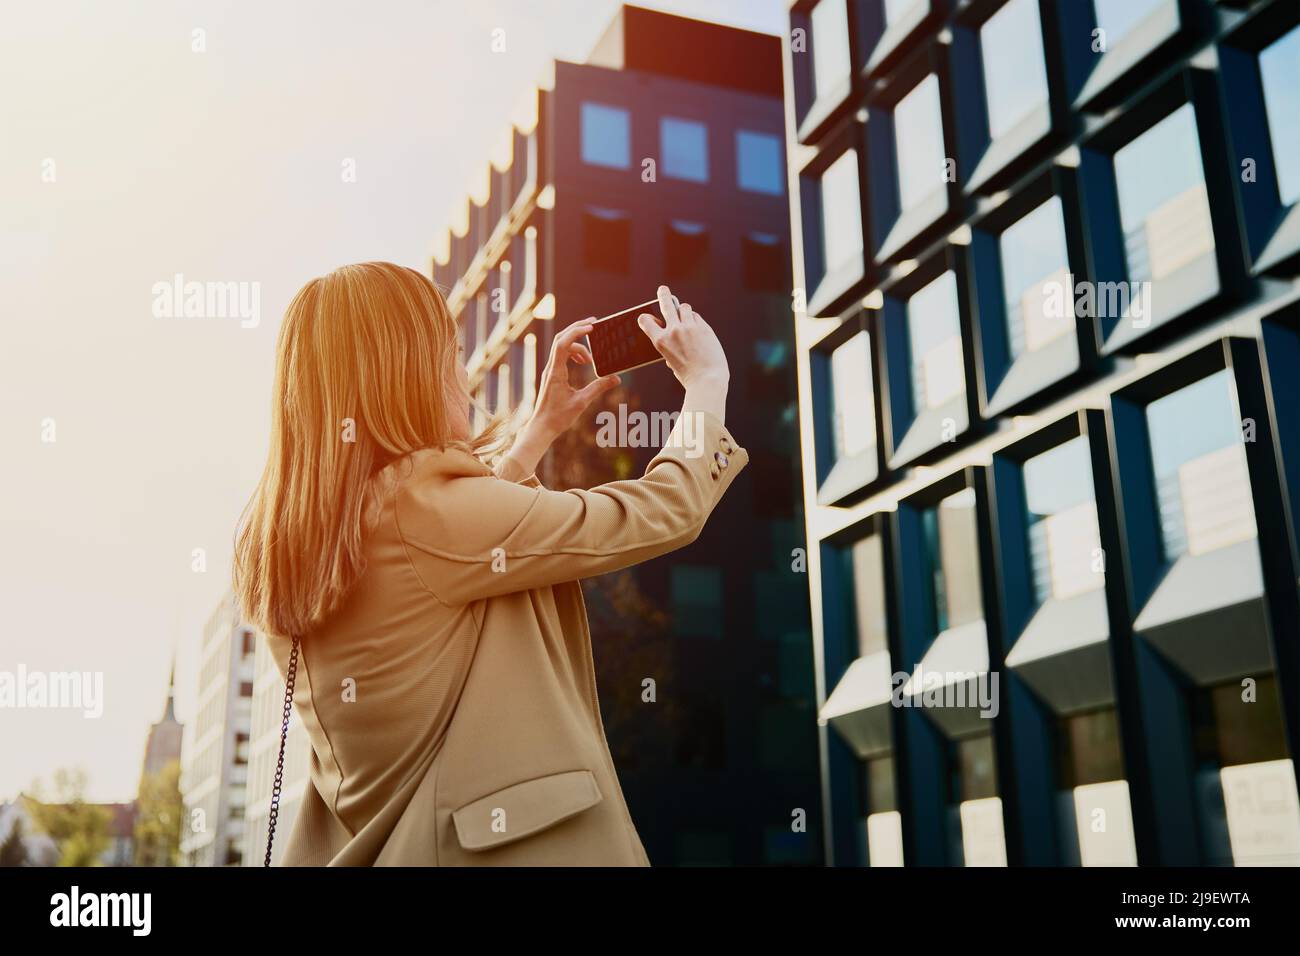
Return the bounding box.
[241,630,311,866]
[179,593,256,866]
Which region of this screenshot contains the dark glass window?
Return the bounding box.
[906,271,964,415]
[742,232,785,291]
[664,220,709,280]
[818,149,865,277]
[582,207,630,273]
[849,532,889,659]
[830,331,876,465]
[671,565,723,637]
[894,74,946,215]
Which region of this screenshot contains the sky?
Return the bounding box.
[0,0,786,803]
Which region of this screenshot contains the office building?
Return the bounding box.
[180,593,256,866]
[241,628,311,867]
[432,5,822,864]
[786,0,1300,865]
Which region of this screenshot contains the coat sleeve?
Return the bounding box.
[395,410,747,605]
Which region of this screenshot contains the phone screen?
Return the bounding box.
[586,298,668,377]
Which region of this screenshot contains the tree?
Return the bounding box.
[134,760,183,867]
[0,816,28,867]
[28,768,111,867]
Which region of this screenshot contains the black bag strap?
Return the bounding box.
[264,635,300,867]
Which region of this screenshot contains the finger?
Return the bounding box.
[578,374,621,402]
[567,342,593,365]
[678,303,695,323]
[656,285,681,327]
[637,312,665,342]
[553,319,595,354]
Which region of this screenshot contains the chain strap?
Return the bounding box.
[264,635,300,867]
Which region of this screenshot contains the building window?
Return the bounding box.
[921,488,982,634]
[850,533,889,660]
[980,0,1050,141]
[862,755,904,866]
[1057,707,1137,866]
[664,219,709,280]
[1023,436,1102,604]
[671,565,723,637]
[661,116,709,183]
[895,74,946,214]
[580,102,630,169]
[907,270,964,414]
[736,130,784,195]
[582,207,630,273]
[1193,675,1300,865]
[830,331,875,464]
[1114,105,1213,284]
[1145,370,1257,561]
[954,732,1007,866]
[1259,25,1300,208]
[999,197,1073,359]
[810,0,852,103]
[674,695,726,769]
[741,232,785,291]
[1093,0,1164,51]
[820,149,865,279]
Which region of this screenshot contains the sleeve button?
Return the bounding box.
[714,451,729,470]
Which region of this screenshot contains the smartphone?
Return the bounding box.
[586,296,676,376]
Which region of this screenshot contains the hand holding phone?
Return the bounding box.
[586,296,676,377]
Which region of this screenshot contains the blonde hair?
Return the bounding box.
[234,261,503,637]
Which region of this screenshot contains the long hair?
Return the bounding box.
[233,261,503,637]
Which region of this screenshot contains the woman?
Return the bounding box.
[233,262,746,865]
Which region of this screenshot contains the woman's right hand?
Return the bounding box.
[636,285,730,391]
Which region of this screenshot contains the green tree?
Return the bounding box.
[28,768,111,867]
[134,760,183,866]
[0,816,29,867]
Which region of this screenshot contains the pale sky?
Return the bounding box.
[0,0,785,803]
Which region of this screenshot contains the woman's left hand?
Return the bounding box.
[501,319,619,478]
[528,319,620,440]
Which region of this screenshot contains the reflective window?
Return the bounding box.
[811,0,852,100]
[1000,197,1073,358]
[580,102,630,169]
[981,0,1050,140]
[1114,105,1214,283]
[907,270,964,412]
[582,207,630,273]
[956,733,1007,867]
[671,565,723,637]
[820,149,865,275]
[736,130,784,195]
[850,533,890,659]
[1259,25,1300,207]
[661,116,709,183]
[830,331,876,461]
[895,74,946,212]
[1146,370,1258,560]
[742,232,785,291]
[1023,436,1102,603]
[665,219,709,280]
[1058,707,1137,866]
[921,487,983,634]
[1093,0,1164,51]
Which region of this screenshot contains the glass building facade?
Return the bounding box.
[787,0,1300,866]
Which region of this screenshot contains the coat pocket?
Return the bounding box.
[451,770,603,852]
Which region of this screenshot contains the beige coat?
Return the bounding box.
[267,410,747,865]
